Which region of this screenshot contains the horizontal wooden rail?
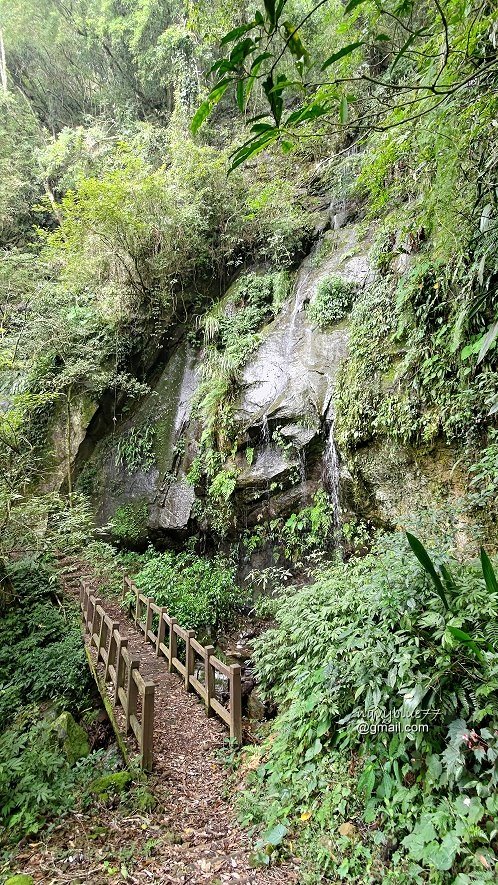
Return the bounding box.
[130,578,242,743]
[80,582,155,770]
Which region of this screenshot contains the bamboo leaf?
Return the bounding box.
[236,79,245,112]
[191,79,231,134]
[322,42,364,71]
[406,532,449,610]
[447,626,485,663]
[476,319,498,364]
[282,20,309,70]
[480,548,498,595]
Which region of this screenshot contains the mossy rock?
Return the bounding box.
[88,771,132,798]
[5,876,35,885]
[52,711,90,764]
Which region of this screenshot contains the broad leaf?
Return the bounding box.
[221,22,257,46]
[282,21,309,70]
[339,95,349,124]
[344,0,369,13]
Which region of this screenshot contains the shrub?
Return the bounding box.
[0,710,121,840]
[307,276,357,329]
[238,529,498,882]
[132,550,244,637]
[110,502,149,546]
[0,559,93,729]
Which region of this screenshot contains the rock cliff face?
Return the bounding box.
[68,219,468,545]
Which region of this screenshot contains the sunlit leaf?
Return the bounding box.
[477,319,498,364]
[282,20,309,70]
[344,0,369,14]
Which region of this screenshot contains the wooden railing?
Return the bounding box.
[80,582,155,770]
[125,576,242,744]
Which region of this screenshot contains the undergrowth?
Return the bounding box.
[236,528,498,883]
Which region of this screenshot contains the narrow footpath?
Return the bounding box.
[12,567,299,885]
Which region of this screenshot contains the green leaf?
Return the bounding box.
[229,130,279,171]
[406,532,449,610]
[391,29,428,73]
[447,626,485,663]
[191,100,212,135]
[477,319,498,364]
[236,80,245,112]
[344,0,369,14]
[480,548,498,595]
[282,21,309,70]
[375,33,391,41]
[264,0,277,28]
[358,764,375,800]
[261,822,287,846]
[221,22,257,46]
[229,38,257,66]
[285,103,328,126]
[322,42,364,71]
[191,79,231,134]
[339,95,349,124]
[304,738,322,760]
[440,564,457,597]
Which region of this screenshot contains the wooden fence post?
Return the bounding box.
[141,682,155,771]
[126,658,140,733]
[97,607,107,663]
[205,645,215,715]
[229,663,242,744]
[114,637,128,706]
[145,598,153,640]
[185,630,195,691]
[156,608,167,657]
[169,619,177,673]
[90,597,102,648]
[134,584,140,625]
[104,622,119,681]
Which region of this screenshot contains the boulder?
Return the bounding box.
[52,712,90,765]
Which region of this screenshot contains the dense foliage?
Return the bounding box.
[132,549,243,638]
[238,528,498,882]
[1,0,498,879]
[0,559,93,730]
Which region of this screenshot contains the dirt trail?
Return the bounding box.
[10,570,297,885]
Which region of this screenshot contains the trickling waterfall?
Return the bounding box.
[260,414,270,446]
[284,241,322,359]
[323,416,341,536]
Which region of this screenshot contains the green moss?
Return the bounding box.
[5,876,35,885]
[110,501,149,545]
[52,711,90,765]
[88,771,132,797]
